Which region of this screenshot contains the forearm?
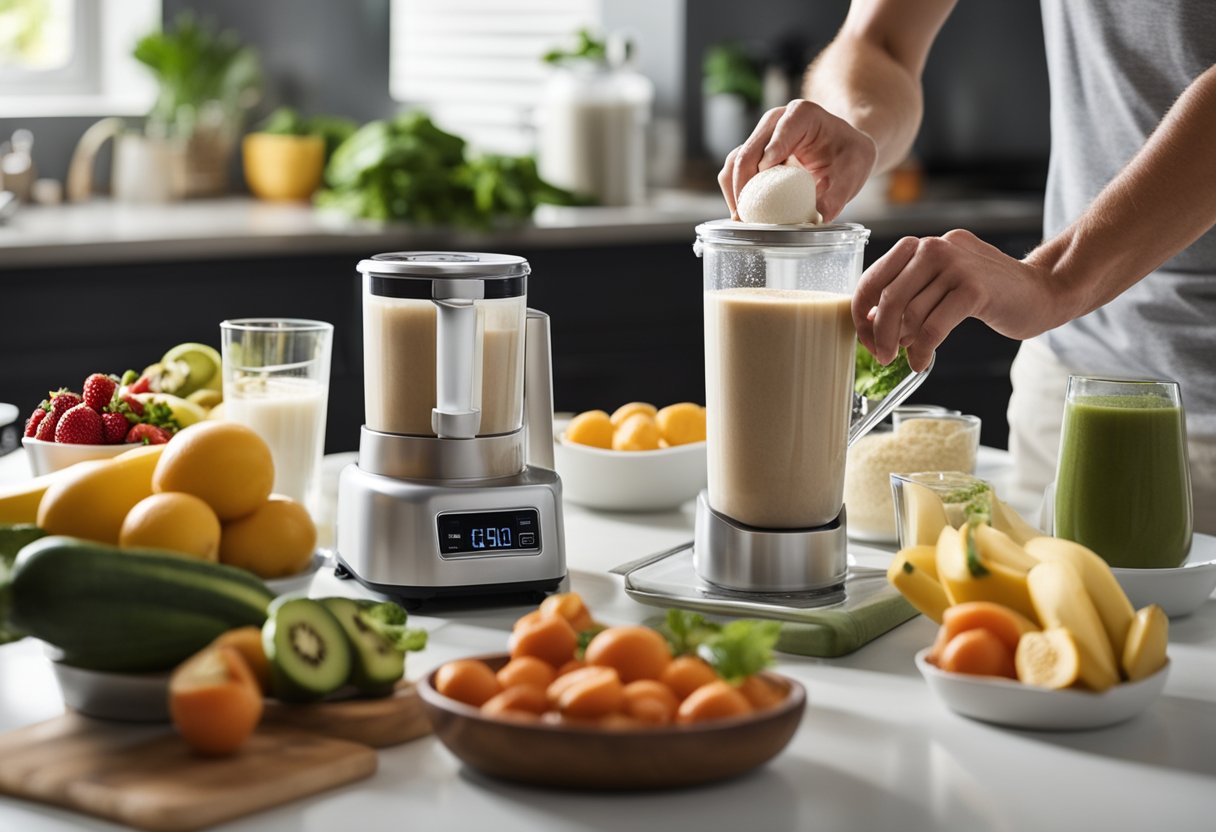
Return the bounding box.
[803,0,956,174]
[1029,64,1216,320]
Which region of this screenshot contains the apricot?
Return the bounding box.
[738,674,786,710]
[566,410,613,449]
[170,646,263,756]
[496,656,557,691]
[622,679,679,725]
[435,660,502,707]
[656,403,706,446]
[554,666,624,719]
[210,626,271,694]
[660,655,718,700]
[509,615,578,667]
[610,402,658,428]
[676,681,753,724]
[481,684,549,717]
[584,626,672,683]
[612,413,661,451]
[940,602,1038,653]
[539,592,596,632]
[939,629,1017,679]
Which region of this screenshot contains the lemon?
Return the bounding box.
[613,413,661,451]
[162,342,223,396]
[119,492,221,561]
[220,496,317,578]
[656,403,706,446]
[565,410,613,449]
[153,421,274,520]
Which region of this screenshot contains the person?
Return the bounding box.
[718,0,1216,533]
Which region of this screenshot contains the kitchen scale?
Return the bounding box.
[619,221,932,643]
[335,252,566,605]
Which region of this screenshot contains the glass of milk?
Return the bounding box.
[220,319,333,521]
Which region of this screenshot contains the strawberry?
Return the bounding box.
[125,423,171,445]
[24,405,48,437]
[46,390,83,425]
[82,373,118,411]
[54,403,104,445]
[128,376,152,395]
[120,394,145,417]
[102,412,131,444]
[33,410,57,441]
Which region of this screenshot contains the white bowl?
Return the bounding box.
[1110,532,1216,618]
[553,435,707,512]
[46,647,171,723]
[915,648,1169,731]
[23,436,135,476]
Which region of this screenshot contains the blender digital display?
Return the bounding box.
[437,509,542,556]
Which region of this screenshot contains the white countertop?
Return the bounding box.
[0,191,1044,269]
[0,447,1213,832]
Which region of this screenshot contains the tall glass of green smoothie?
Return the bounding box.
[1054,376,1192,568]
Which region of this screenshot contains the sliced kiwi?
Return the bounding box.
[320,598,405,696]
[262,597,352,702]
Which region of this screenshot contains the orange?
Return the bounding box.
[152,422,274,521]
[219,497,316,578]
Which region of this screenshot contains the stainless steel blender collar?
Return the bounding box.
[695,220,870,248]
[359,252,529,299]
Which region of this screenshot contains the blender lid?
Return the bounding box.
[695,220,870,247]
[358,251,531,279]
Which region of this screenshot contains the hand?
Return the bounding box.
[717,100,878,222]
[853,229,1068,372]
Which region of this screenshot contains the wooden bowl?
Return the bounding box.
[417,653,806,790]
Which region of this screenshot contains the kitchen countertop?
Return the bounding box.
[1,447,1212,832]
[0,190,1044,269]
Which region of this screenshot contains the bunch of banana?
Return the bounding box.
[888,521,1169,691]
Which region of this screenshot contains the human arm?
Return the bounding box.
[855,63,1216,372]
[718,0,957,221]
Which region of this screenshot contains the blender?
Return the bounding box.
[692,221,931,595]
[335,252,566,603]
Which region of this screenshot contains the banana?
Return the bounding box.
[990,496,1044,546]
[973,523,1039,572]
[1027,561,1119,691]
[1015,628,1081,689]
[901,480,951,546]
[935,523,1039,623]
[1122,605,1169,681]
[1024,536,1135,660]
[888,545,949,623]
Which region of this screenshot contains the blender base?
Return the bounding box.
[693,492,848,593]
[333,557,565,610]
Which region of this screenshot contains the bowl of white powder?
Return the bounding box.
[843,413,981,543]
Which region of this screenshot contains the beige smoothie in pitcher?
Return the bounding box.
[704,287,856,528]
[364,296,524,436]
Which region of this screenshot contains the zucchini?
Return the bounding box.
[9,536,274,672]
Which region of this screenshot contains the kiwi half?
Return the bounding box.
[262,597,352,702]
[321,598,405,696]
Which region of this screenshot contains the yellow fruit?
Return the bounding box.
[1015,628,1081,689]
[153,422,274,521]
[610,402,657,428]
[888,545,949,623]
[119,492,222,561]
[655,403,706,446]
[613,413,661,451]
[220,497,317,578]
[936,524,1039,624]
[565,410,613,449]
[1122,605,1168,682]
[1027,561,1119,691]
[36,445,167,544]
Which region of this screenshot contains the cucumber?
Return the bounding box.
[321,597,405,696]
[9,536,274,672]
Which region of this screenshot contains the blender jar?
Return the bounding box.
[360,253,527,438]
[695,222,869,529]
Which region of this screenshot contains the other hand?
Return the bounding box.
[717,99,878,222]
[854,229,1066,372]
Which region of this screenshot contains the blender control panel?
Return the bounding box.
[437,509,541,557]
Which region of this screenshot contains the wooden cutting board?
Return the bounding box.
[0,683,432,831]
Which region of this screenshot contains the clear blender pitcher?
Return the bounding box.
[692,221,931,592]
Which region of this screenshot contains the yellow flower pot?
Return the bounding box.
[242,133,325,201]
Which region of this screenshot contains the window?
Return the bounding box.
[0,0,160,117]
[389,0,600,155]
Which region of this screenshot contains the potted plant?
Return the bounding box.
[134,14,262,197]
[242,108,356,202]
[702,43,763,162]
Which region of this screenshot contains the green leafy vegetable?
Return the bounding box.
[0,525,47,645]
[542,28,606,65]
[355,601,428,652]
[854,342,913,400]
[702,44,763,106]
[315,111,586,226]
[575,625,607,659]
[258,107,357,162]
[696,620,782,685]
[657,610,780,684]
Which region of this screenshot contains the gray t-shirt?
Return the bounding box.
[1039,0,1216,434]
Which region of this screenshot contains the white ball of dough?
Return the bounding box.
[736,164,819,225]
